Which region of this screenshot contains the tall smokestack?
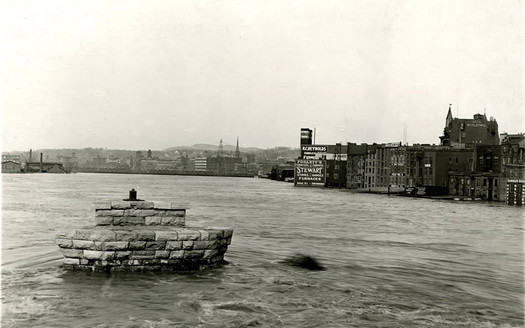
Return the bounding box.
[40,153,43,172]
[29,149,32,163]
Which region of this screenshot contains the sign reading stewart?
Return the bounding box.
[294,159,326,187]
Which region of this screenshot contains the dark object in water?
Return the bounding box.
[282,254,325,271]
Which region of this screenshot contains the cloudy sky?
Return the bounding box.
[1,0,523,151]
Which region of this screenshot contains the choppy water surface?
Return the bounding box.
[1,173,524,327]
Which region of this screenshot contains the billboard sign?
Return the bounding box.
[294,159,326,187]
[301,145,327,159]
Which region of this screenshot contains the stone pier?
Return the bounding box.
[56,192,233,272]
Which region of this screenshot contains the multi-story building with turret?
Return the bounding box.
[440,105,499,147]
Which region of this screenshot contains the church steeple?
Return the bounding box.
[446,104,453,127]
[235,137,240,158]
[218,139,224,157]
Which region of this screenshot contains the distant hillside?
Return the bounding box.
[3,145,300,163]
[164,144,264,153]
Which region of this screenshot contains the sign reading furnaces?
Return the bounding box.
[301,145,327,159]
[294,159,326,187]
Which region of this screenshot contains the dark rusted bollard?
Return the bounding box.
[123,189,142,201]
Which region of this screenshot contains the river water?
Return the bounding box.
[1,173,524,327]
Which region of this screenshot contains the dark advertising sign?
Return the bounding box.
[294,159,326,187]
[301,145,327,159]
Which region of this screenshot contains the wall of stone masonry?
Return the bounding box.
[56,227,233,272]
[93,201,187,227]
[56,199,233,272]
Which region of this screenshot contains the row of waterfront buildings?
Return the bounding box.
[294,106,525,205]
[1,139,290,177]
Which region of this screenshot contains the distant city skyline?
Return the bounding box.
[2,0,523,152]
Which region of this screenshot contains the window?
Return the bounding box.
[449,158,452,165]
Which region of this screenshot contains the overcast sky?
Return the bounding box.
[1,0,524,151]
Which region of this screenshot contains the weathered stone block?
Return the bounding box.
[110,201,132,209]
[94,216,113,226]
[217,239,231,247]
[203,249,218,259]
[142,259,163,265]
[134,202,154,209]
[93,242,104,250]
[95,209,124,217]
[177,230,201,241]
[146,241,166,250]
[208,230,225,240]
[115,230,135,241]
[155,250,170,259]
[223,229,234,239]
[199,230,210,241]
[72,240,95,249]
[114,251,131,260]
[84,250,115,260]
[169,250,185,259]
[75,229,92,240]
[80,258,89,265]
[182,241,194,250]
[134,230,155,241]
[129,241,147,250]
[145,217,161,225]
[120,260,133,266]
[193,240,217,250]
[60,248,83,258]
[161,216,185,226]
[90,230,116,242]
[102,241,129,251]
[132,250,155,259]
[63,257,80,265]
[165,241,183,250]
[151,210,179,217]
[113,216,145,226]
[167,209,186,217]
[93,202,111,210]
[166,259,183,265]
[184,250,204,259]
[210,255,225,263]
[123,209,158,217]
[155,231,178,241]
[56,239,73,248]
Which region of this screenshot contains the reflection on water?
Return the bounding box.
[2,173,524,327]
